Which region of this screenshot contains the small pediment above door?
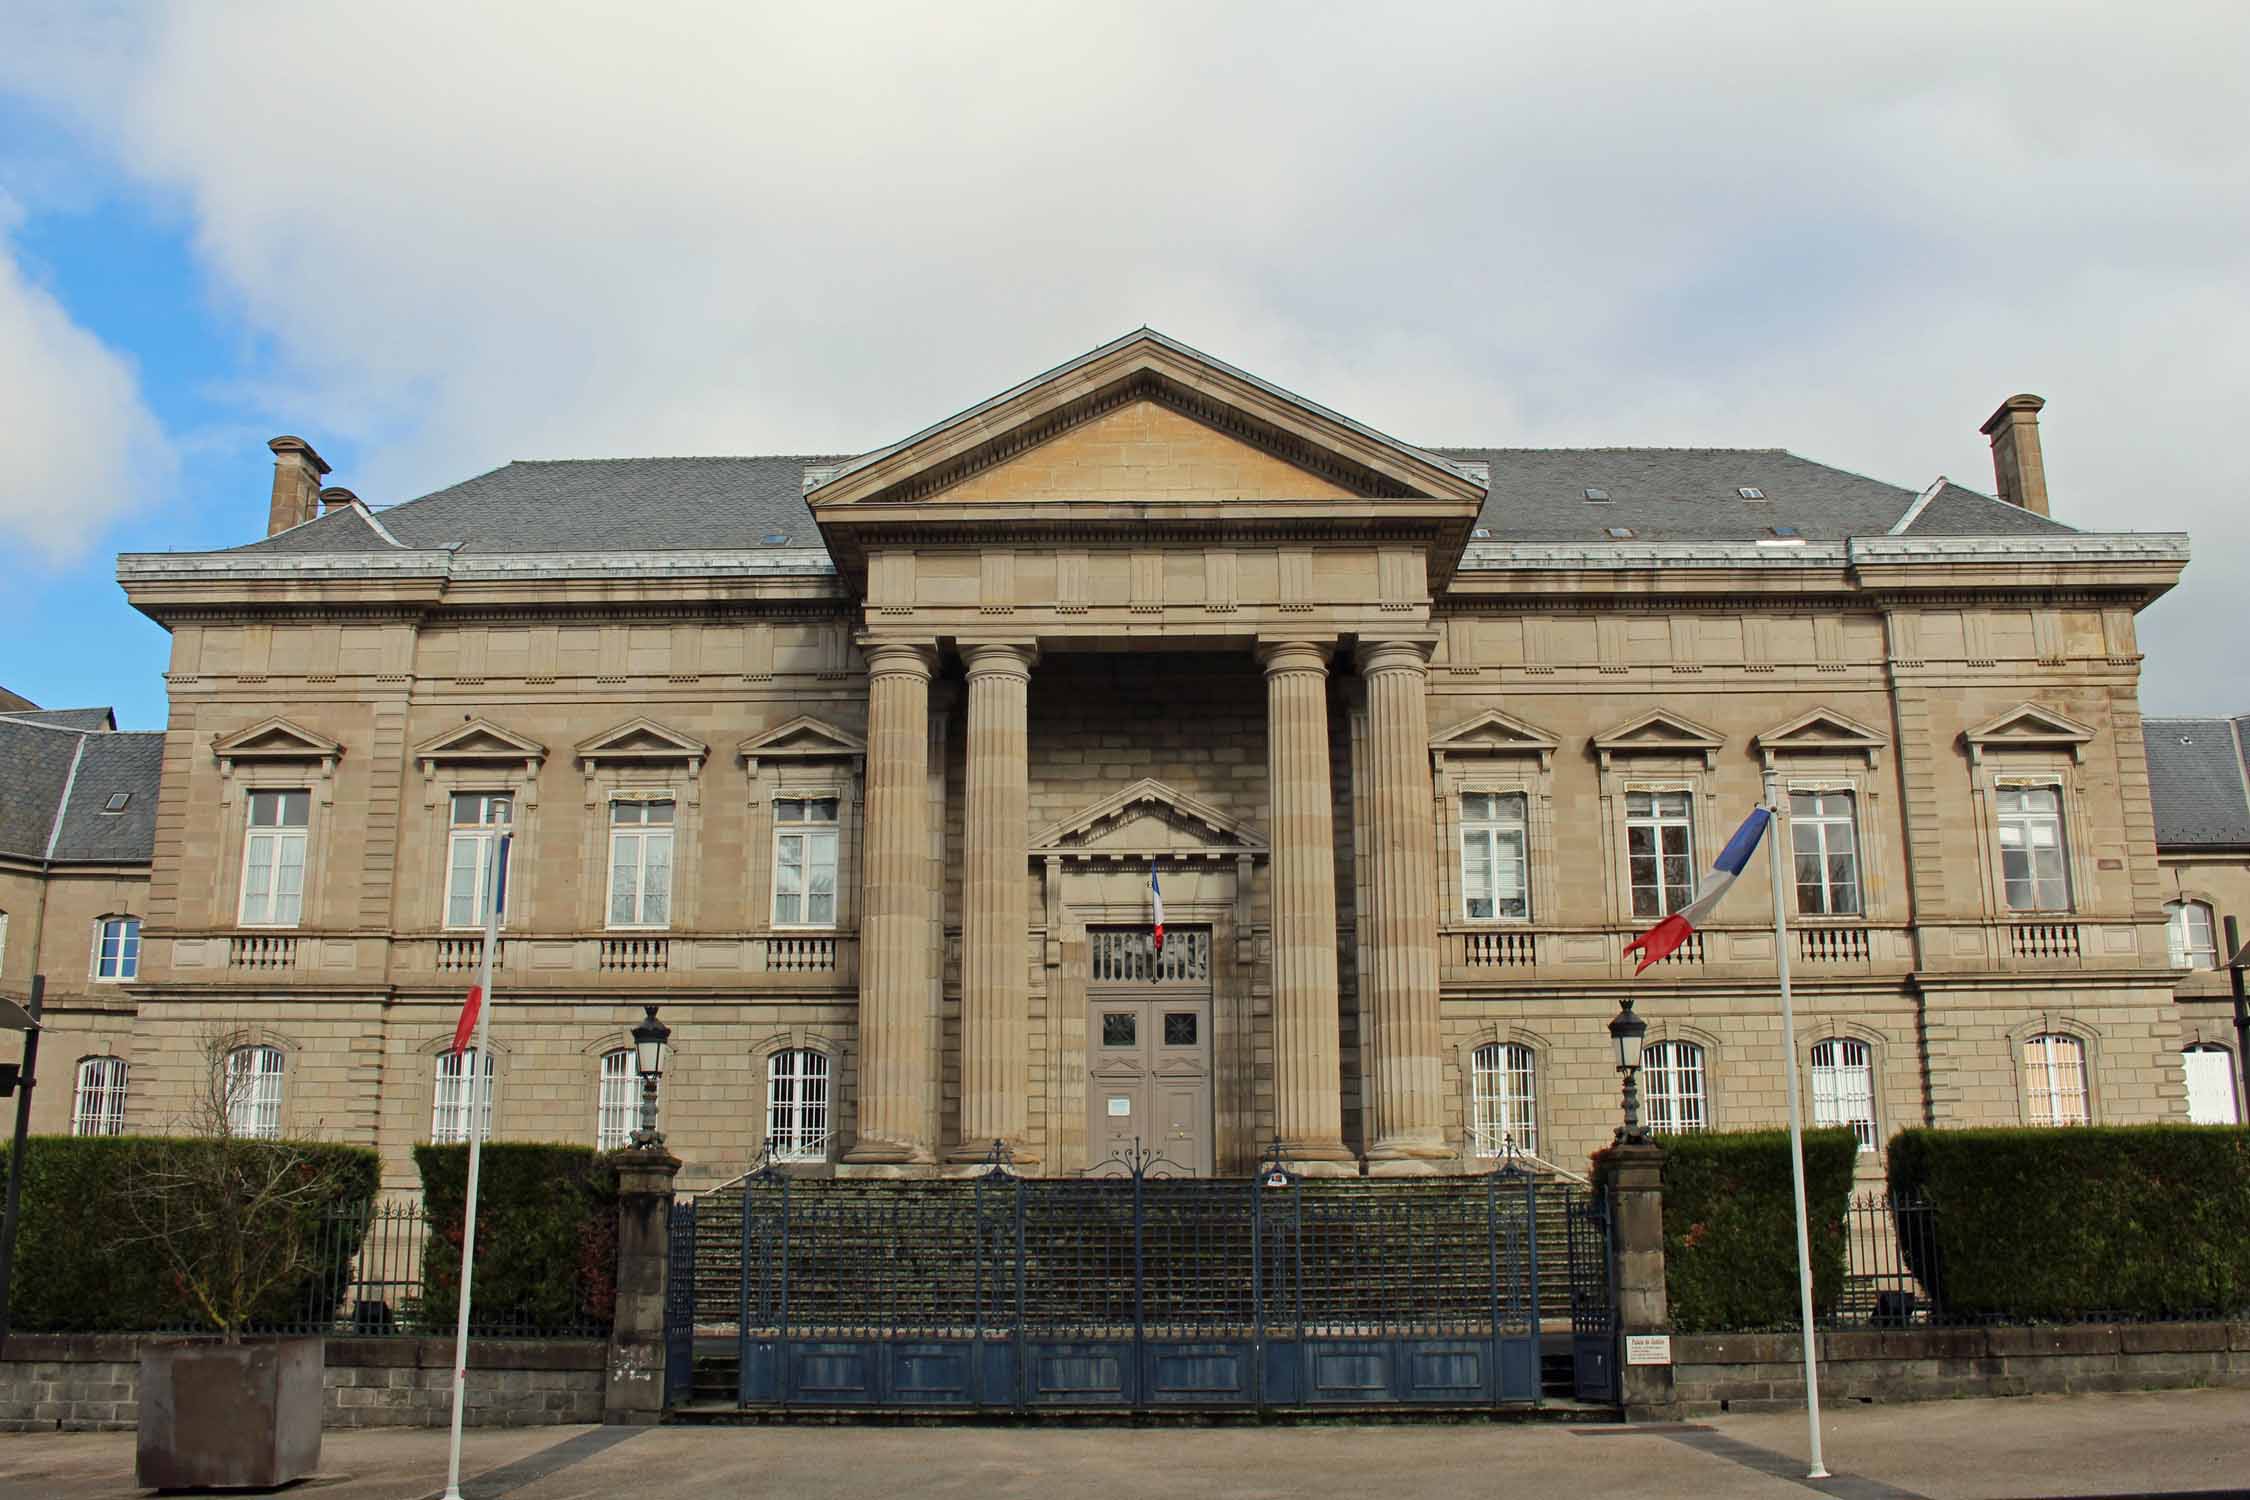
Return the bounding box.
[575,717,708,774]
[1591,709,1725,770]
[1429,708,1560,769]
[211,716,342,777]
[415,719,547,778]
[1963,702,2096,764]
[738,715,867,773]
[1752,708,1888,769]
[1032,778,1267,864]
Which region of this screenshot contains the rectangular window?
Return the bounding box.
[607,799,675,928]
[226,1046,286,1139]
[444,793,513,929]
[432,1048,496,1144]
[1460,792,1530,921]
[240,789,311,927]
[2024,1033,2089,1125]
[72,1057,128,1136]
[772,797,840,928]
[94,917,140,981]
[767,1049,831,1161]
[1789,791,1862,916]
[1470,1041,1538,1156]
[1643,1039,1707,1133]
[1626,791,1695,920]
[2168,902,2218,970]
[2184,1047,2240,1125]
[1996,786,2070,912]
[597,1049,637,1150]
[1809,1038,1877,1151]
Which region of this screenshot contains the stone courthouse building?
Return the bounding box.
[13,331,2207,1192]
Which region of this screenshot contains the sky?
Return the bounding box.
[0,1,2245,729]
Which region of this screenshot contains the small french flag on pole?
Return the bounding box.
[449,832,511,1054]
[1624,807,1770,975]
[1149,862,1165,959]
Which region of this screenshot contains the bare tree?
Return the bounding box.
[122,1031,367,1343]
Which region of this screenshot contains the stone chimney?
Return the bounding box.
[318,486,360,513]
[1980,394,2049,517]
[266,436,332,536]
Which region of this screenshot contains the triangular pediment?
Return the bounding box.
[415,718,547,770]
[1963,702,2096,764]
[1429,708,1560,767]
[576,717,709,768]
[211,716,342,769]
[1591,709,1725,769]
[739,716,866,770]
[1752,708,1888,768]
[1032,777,1267,863]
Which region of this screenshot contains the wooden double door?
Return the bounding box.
[1085,927,1214,1175]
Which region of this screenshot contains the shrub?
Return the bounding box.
[1887,1126,2250,1320]
[0,1135,379,1333]
[415,1143,618,1334]
[1601,1128,1859,1333]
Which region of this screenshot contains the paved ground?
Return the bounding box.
[4,1387,2249,1499]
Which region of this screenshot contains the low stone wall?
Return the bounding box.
[1672,1322,2250,1415]
[0,1335,606,1432]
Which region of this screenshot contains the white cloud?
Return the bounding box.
[0,195,172,559]
[2,0,2248,704]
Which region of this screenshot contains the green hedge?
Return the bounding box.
[1888,1126,2250,1320]
[415,1143,618,1334]
[1607,1128,1859,1333]
[0,1135,379,1333]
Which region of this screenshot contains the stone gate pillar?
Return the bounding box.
[951,641,1037,1167]
[603,1148,681,1424]
[1258,639,1354,1174]
[1604,1140,1676,1420]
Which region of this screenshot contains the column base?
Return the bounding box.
[1364,1156,1452,1178]
[1286,1157,1361,1179]
[834,1160,941,1180]
[942,1145,1039,1177]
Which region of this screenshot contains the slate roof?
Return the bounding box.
[0,686,33,712]
[3,707,117,732]
[2143,718,2250,849]
[0,716,162,864]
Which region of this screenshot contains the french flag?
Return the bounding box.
[449,832,512,1054]
[1624,807,1770,974]
[1149,862,1165,958]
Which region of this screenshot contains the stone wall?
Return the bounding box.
[1670,1322,2250,1415]
[0,1335,604,1433]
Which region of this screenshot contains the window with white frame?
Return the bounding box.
[0,909,9,974]
[1995,786,2070,912]
[72,1057,128,1136]
[240,789,311,927]
[445,792,513,929]
[772,797,840,928]
[607,799,675,928]
[766,1048,830,1161]
[1460,793,1529,921]
[2183,1045,2241,1125]
[93,916,140,981]
[2023,1032,2090,1126]
[1789,791,1862,917]
[1625,790,1695,919]
[2167,900,2218,970]
[1470,1041,1538,1156]
[597,1048,637,1150]
[431,1048,496,1144]
[1809,1038,1877,1151]
[225,1045,285,1139]
[1643,1039,1708,1133]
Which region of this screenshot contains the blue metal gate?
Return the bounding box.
[718,1148,1569,1411]
[663,1196,697,1409]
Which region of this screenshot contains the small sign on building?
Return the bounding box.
[1624,1334,1673,1367]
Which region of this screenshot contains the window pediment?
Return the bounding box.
[1963,703,2096,764]
[739,716,867,774]
[211,716,341,778]
[575,718,708,776]
[1752,708,1888,769]
[1429,708,1559,769]
[1032,778,1267,863]
[1591,709,1725,770]
[415,719,547,779]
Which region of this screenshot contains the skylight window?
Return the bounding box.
[1757,527,1806,547]
[102,792,131,813]
[1470,527,1492,539]
[1604,527,1635,540]
[1583,487,1611,502]
[762,533,789,545]
[1738,486,1766,500]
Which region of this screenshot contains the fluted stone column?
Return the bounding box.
[844,639,938,1169]
[1359,637,1451,1174]
[951,642,1037,1167]
[1258,640,1355,1173]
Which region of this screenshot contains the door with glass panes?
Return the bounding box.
[1085,926,1213,1175]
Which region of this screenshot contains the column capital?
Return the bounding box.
[1256,639,1333,677]
[1356,634,1439,676]
[959,640,1039,680]
[858,637,938,680]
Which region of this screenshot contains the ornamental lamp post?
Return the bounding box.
[630,1005,671,1150]
[1609,994,1648,1145]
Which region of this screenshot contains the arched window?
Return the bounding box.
[1470,1042,1538,1156]
[1643,1040,1707,1134]
[766,1049,830,1161]
[597,1048,637,1150]
[1809,1039,1877,1151]
[93,916,140,981]
[2183,1044,2241,1125]
[431,1048,496,1144]
[72,1057,128,1136]
[225,1046,285,1139]
[2024,1033,2090,1126]
[2167,900,2218,970]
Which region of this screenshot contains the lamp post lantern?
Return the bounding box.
[1609,994,1648,1144]
[630,1005,671,1150]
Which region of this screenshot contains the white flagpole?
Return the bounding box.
[1762,770,1828,1479]
[441,830,508,1500]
